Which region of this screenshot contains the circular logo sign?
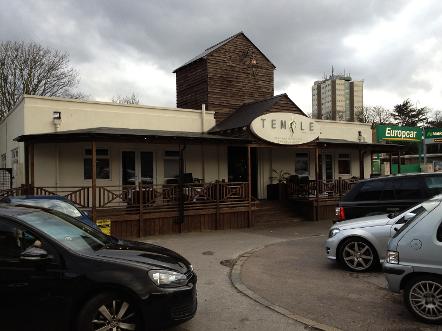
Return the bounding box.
[250,113,319,145]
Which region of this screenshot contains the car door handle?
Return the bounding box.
[8,282,29,288]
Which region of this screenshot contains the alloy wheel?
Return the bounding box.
[342,240,374,271]
[408,280,442,321]
[91,299,137,331]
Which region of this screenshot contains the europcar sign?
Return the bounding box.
[376,125,422,142]
[425,128,442,143]
[250,113,319,145]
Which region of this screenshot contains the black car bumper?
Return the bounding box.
[140,275,197,329]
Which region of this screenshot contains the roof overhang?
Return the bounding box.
[14,127,252,145]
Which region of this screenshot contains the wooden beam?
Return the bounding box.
[30,143,35,187]
[24,142,29,188]
[91,141,97,223]
[247,145,252,227]
[389,153,393,175]
[359,149,364,179]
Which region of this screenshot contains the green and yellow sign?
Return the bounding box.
[425,128,442,143]
[376,125,422,142]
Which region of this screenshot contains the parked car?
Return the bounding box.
[326,197,440,271]
[335,173,442,222]
[0,195,98,229]
[383,198,442,324]
[0,204,197,331]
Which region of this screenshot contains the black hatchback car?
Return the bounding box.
[0,205,197,331]
[336,173,442,222]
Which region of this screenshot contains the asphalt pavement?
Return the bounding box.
[143,220,330,331]
[143,219,441,331]
[240,234,440,331]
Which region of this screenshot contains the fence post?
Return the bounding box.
[215,182,220,230]
[247,146,252,227]
[139,182,143,238]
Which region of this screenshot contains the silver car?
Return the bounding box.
[325,204,429,272]
[384,198,442,324]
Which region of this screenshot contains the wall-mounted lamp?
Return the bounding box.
[53,111,62,131]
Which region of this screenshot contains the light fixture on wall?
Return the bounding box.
[358,130,363,142]
[53,111,62,131]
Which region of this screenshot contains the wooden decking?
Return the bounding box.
[1,182,255,238]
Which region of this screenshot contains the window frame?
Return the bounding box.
[295,152,310,176]
[337,153,351,175]
[0,153,6,168]
[0,217,59,263]
[83,147,111,181]
[163,150,180,180]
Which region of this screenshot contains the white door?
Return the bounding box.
[122,151,154,185]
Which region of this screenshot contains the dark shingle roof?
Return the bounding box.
[14,127,252,144]
[173,32,276,73]
[209,94,305,132]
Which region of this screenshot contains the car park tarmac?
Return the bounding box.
[146,220,440,331]
[240,235,439,331]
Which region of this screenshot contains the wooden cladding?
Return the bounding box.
[175,33,275,123]
[102,203,254,238]
[176,61,208,110]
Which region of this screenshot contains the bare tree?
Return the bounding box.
[355,105,393,126]
[428,110,442,128]
[0,41,85,120]
[112,93,140,105]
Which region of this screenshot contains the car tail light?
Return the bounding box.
[335,207,345,221]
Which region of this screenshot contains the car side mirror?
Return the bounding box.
[403,213,416,222]
[20,247,50,262]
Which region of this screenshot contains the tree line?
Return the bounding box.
[0,41,139,121]
[356,100,441,128]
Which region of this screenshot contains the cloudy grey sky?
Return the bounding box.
[1,0,441,113]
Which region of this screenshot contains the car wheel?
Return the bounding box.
[339,238,378,272]
[404,275,442,324]
[76,291,142,331]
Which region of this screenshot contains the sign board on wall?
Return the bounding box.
[250,113,319,145]
[425,128,442,144]
[376,125,422,142]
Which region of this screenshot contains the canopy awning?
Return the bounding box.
[15,127,253,144]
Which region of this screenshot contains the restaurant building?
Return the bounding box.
[0,32,398,237]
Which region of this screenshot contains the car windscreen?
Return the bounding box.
[392,200,440,238]
[425,175,442,196]
[17,210,110,253]
[11,199,82,218]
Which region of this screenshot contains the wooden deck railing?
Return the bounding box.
[0,182,250,209]
[287,178,359,199]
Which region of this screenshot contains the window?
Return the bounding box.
[381,180,395,200]
[425,175,442,196]
[0,219,38,260]
[438,221,442,242]
[395,178,423,200]
[18,210,109,253]
[0,153,5,168]
[164,151,180,179]
[338,153,351,175]
[10,148,19,180]
[295,153,309,176]
[354,180,385,201]
[84,148,110,180]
